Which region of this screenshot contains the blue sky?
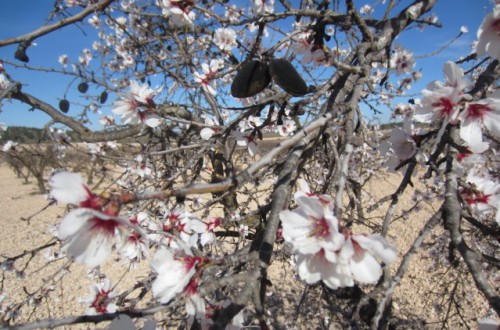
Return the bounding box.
[0,0,495,128]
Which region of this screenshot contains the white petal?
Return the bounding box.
[350,251,382,284]
[200,127,215,140]
[460,118,483,149]
[50,172,89,205]
[58,208,92,239]
[484,109,500,138]
[144,114,162,128]
[296,253,322,284]
[64,225,113,267]
[354,234,398,264]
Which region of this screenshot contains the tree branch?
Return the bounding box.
[0,0,115,48]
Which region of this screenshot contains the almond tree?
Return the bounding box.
[0,1,498,329]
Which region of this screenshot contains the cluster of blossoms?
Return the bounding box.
[48,171,227,320]
[380,4,500,224]
[252,0,274,14]
[279,180,397,288]
[213,28,238,52]
[112,80,163,128]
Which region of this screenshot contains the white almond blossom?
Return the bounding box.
[151,247,203,304]
[390,46,415,75]
[474,3,500,60]
[360,4,374,15]
[49,171,127,267]
[279,184,397,289]
[80,278,118,315]
[459,90,500,152]
[194,59,221,96]
[213,28,237,52]
[159,0,196,26]
[112,80,163,128]
[461,169,500,224]
[232,130,259,157]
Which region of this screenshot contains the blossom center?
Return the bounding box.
[89,217,121,236]
[432,97,454,117]
[466,103,491,120]
[310,216,330,239]
[90,289,112,314]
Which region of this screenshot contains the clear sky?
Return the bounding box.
[0,0,495,128]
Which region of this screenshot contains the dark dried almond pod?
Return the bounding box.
[100,91,108,104]
[231,60,271,98]
[59,99,70,113]
[269,58,308,96]
[78,82,89,93]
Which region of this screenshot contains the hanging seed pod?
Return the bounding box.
[77,82,89,93]
[99,91,108,104]
[231,60,271,98]
[59,99,70,113]
[269,59,308,96]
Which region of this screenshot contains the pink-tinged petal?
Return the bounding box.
[205,84,217,96]
[201,63,210,74]
[200,232,215,246]
[349,251,381,284]
[443,61,467,90]
[50,172,89,205]
[187,218,207,233]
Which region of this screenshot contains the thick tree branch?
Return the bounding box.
[10,90,142,142]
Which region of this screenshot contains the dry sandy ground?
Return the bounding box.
[0,164,493,329]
